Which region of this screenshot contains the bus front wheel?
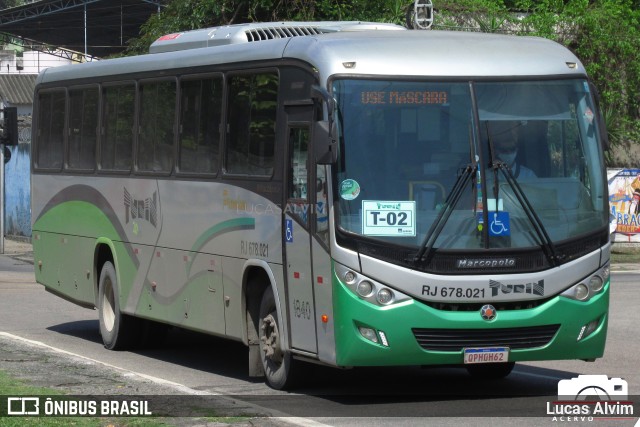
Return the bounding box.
[259,288,296,390]
[97,261,139,350]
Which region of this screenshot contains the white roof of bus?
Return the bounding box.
[36,24,585,86]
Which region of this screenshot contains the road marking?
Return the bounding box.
[0,331,331,427]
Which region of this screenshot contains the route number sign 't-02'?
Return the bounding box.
[362,201,416,236]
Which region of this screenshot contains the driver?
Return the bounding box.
[488,121,536,179]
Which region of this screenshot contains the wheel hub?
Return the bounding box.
[260,314,283,363]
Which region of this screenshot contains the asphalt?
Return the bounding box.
[2,237,34,265]
[1,237,638,272]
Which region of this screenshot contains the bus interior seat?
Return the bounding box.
[409,181,446,210]
[515,122,551,177]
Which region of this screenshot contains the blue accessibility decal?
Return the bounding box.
[489,211,510,237]
[285,218,294,243]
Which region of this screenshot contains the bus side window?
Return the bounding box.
[287,127,309,224]
[178,75,222,174]
[226,72,278,176]
[316,165,329,244]
[68,86,98,170]
[137,79,176,173]
[36,90,65,169]
[101,83,135,171]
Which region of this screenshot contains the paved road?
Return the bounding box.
[1,253,639,426]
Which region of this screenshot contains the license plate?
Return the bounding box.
[463,347,509,364]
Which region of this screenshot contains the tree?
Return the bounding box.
[433,0,640,166]
[513,0,640,166]
[124,0,410,55]
[125,0,640,165]
[0,1,27,9]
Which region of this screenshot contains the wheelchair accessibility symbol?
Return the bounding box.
[285,219,294,243]
[489,211,510,237]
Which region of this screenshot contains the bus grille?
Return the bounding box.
[412,324,560,352]
[419,298,554,311]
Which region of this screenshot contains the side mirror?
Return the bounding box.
[311,85,338,164]
[314,120,337,164]
[2,107,18,146]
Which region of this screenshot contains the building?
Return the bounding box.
[0,49,73,75]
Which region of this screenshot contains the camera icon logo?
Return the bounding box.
[7,397,40,415]
[558,375,628,401]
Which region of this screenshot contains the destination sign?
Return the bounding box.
[360,90,448,105]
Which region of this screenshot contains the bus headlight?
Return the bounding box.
[344,270,357,284]
[357,325,390,347]
[334,262,411,307]
[356,280,374,297]
[589,275,604,292]
[358,326,379,343]
[377,288,394,305]
[577,318,600,341]
[575,283,589,301]
[561,264,609,302]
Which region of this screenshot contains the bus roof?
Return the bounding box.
[36,23,586,86]
[148,21,406,53]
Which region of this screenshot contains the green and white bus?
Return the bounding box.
[32,21,611,389]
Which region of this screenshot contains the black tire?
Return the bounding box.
[466,362,515,379]
[97,261,140,350]
[258,288,297,390]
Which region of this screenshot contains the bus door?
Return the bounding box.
[284,104,327,355]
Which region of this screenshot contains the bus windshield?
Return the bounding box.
[333,78,607,251]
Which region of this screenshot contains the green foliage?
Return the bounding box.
[432,0,511,32]
[0,0,27,10]
[123,0,411,55]
[125,0,640,166]
[514,0,640,165]
[431,0,640,165]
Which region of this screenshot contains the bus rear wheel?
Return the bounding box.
[259,288,297,390]
[97,261,139,350]
[465,362,515,379]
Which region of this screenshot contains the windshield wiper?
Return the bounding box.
[413,163,476,263]
[493,160,563,267]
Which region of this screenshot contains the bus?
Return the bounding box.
[31,21,611,389]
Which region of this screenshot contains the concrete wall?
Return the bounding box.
[4,141,30,237]
[4,114,31,238]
